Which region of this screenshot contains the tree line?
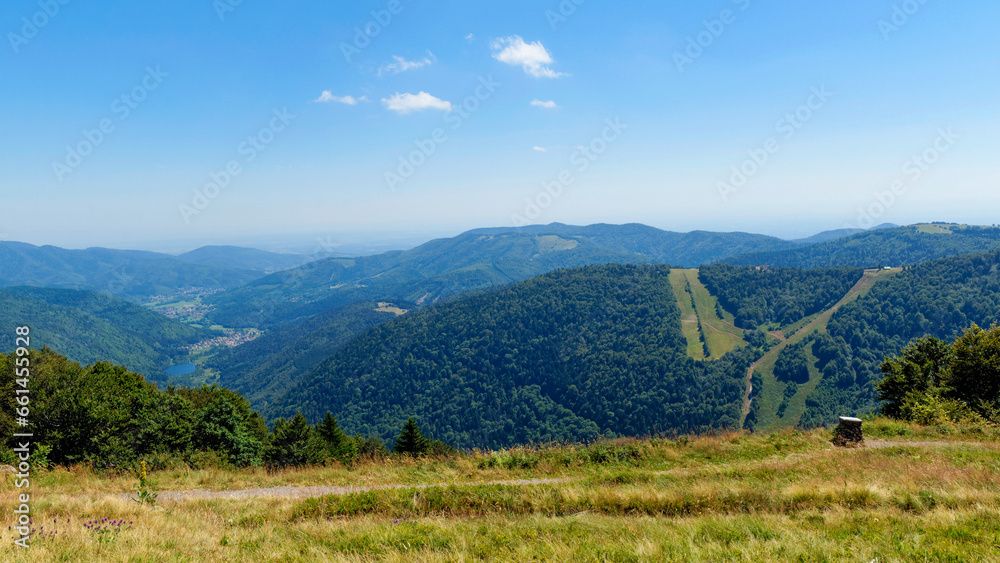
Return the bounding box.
[0,349,447,471]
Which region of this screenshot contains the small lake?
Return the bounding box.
[165,362,196,376]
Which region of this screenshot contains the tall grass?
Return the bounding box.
[1,420,997,561]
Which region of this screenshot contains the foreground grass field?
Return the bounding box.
[2,419,999,561]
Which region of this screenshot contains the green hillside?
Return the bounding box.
[668,269,748,360]
[0,241,263,297]
[0,287,212,384]
[724,224,1000,269]
[207,301,398,407]
[177,245,312,274]
[699,264,864,329]
[799,250,1000,427]
[270,265,757,449]
[204,223,795,330]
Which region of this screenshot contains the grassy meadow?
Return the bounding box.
[1,419,999,561]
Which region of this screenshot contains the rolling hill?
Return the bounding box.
[797,249,1000,427]
[203,223,796,329]
[268,264,756,449]
[176,245,312,274]
[208,301,399,407]
[0,241,265,297]
[0,287,214,383]
[725,224,1000,268]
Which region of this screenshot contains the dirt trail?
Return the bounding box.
[109,437,988,502]
[740,269,897,423]
[115,478,570,502]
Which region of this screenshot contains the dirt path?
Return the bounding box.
[740,270,898,422]
[115,478,570,502]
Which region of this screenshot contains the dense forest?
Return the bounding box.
[699,265,862,328]
[799,250,1000,426]
[208,301,397,406]
[271,265,756,449]
[0,287,210,384]
[724,225,1000,269]
[0,349,415,469]
[203,224,795,330]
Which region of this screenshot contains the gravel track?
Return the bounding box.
[116,478,571,502]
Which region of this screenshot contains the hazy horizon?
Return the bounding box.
[0,217,968,256]
[2,1,997,251]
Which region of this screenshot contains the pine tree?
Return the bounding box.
[264,412,325,467]
[394,418,428,456]
[316,412,355,461]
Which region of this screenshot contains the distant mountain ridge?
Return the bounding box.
[725,224,1000,268]
[789,223,897,245]
[203,223,796,329]
[176,245,312,274]
[0,242,258,297]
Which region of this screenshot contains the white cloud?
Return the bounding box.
[381,92,453,114]
[315,91,368,105]
[465,33,476,42]
[491,36,566,78]
[533,146,548,152]
[531,99,558,109]
[378,54,434,76]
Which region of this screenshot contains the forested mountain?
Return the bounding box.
[466,223,798,265]
[0,287,211,384]
[699,265,863,329]
[177,245,311,274]
[204,223,794,329]
[208,301,398,406]
[725,225,1000,269]
[788,224,897,245]
[0,241,264,297]
[799,250,1000,426]
[269,265,756,449]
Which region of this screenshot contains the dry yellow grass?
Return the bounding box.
[1,422,998,561]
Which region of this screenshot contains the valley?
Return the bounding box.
[4,223,1000,443]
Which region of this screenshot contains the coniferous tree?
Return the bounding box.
[316,411,355,461]
[264,412,325,467]
[394,418,428,456]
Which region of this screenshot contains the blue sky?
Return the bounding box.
[1,0,997,250]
